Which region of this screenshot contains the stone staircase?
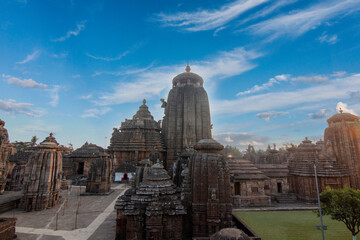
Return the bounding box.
[275,194,296,204]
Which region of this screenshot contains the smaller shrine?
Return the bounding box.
[288,137,351,202]
[20,133,64,211]
[85,157,112,194]
[115,160,186,240]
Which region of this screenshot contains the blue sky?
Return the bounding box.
[1,0,360,150]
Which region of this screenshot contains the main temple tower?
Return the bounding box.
[162,64,212,169]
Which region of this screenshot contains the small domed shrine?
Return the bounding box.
[20,133,64,211]
[109,99,165,172]
[324,109,360,188]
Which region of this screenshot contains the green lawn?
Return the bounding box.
[234,210,352,240]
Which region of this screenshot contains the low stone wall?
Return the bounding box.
[0,218,17,240]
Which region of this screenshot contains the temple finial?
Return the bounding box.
[185,57,191,72]
[339,107,343,113]
[143,99,146,105]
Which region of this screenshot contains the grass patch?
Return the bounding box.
[234,210,352,240]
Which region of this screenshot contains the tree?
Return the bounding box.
[320,187,360,240]
[30,136,38,146]
[221,145,242,158]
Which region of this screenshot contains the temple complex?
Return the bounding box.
[7,150,32,191]
[0,119,14,194]
[161,64,212,169]
[288,137,350,202]
[324,109,360,189]
[20,133,64,211]
[109,99,166,172]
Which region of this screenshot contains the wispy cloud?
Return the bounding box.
[52,21,86,42]
[155,0,267,31]
[241,0,297,24]
[72,74,81,78]
[95,47,261,105]
[2,74,47,88]
[51,52,68,59]
[0,99,38,116]
[237,74,289,96]
[318,32,338,44]
[336,102,357,115]
[92,64,154,77]
[15,122,60,134]
[86,51,130,61]
[214,132,271,149]
[16,50,40,64]
[308,109,331,119]
[212,73,360,116]
[256,111,288,121]
[79,94,92,100]
[81,107,111,118]
[47,85,61,107]
[248,0,360,40]
[291,75,328,83]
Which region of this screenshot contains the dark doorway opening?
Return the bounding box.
[78,162,84,174]
[234,182,240,195]
[277,182,282,193]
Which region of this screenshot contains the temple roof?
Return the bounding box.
[115,161,186,216]
[132,99,154,120]
[109,100,165,152]
[194,138,224,152]
[228,157,269,180]
[327,110,359,124]
[172,64,204,87]
[69,142,108,158]
[8,151,32,163]
[37,133,61,149]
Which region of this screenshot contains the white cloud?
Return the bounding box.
[15,122,60,134]
[256,111,288,121]
[0,99,38,117]
[2,74,47,88]
[212,73,360,116]
[318,33,338,44]
[214,132,271,150]
[248,0,360,40]
[72,74,81,78]
[81,107,111,118]
[155,0,267,31]
[237,74,289,96]
[79,94,93,100]
[51,52,68,59]
[336,102,357,115]
[52,21,86,42]
[291,75,328,83]
[307,109,331,119]
[241,0,297,24]
[95,47,261,105]
[16,50,40,64]
[48,85,61,107]
[86,51,130,61]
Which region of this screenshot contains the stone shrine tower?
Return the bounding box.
[324,109,360,189]
[109,99,165,171]
[0,119,13,194]
[189,139,233,237]
[20,133,64,211]
[162,64,212,169]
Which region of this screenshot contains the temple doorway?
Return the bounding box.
[78,162,84,174]
[277,182,282,193]
[123,173,129,181]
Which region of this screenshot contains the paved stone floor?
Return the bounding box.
[0,183,128,240]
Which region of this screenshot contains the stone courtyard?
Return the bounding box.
[0,183,128,240]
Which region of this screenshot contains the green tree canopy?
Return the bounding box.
[320,187,360,239]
